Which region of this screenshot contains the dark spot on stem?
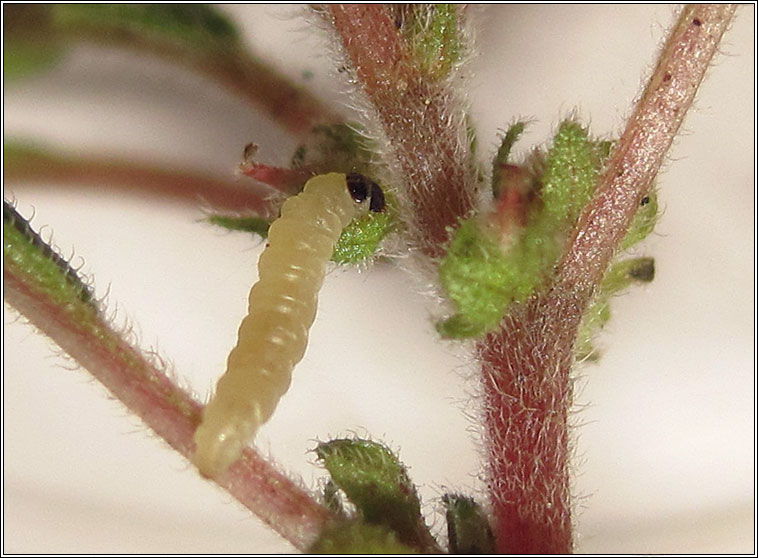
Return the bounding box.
[692,18,702,26]
[663,72,672,82]
[640,195,650,206]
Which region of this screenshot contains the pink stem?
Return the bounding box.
[196,49,342,136]
[239,161,315,195]
[74,32,339,136]
[480,5,736,554]
[328,5,476,257]
[559,4,738,297]
[3,267,330,550]
[5,153,274,215]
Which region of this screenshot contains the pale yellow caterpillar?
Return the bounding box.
[193,172,385,478]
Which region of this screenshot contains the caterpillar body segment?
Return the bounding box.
[193,173,384,478]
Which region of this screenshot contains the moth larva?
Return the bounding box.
[193,172,385,478]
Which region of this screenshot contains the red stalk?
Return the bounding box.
[328,5,476,257]
[5,153,273,214]
[480,5,736,553]
[3,267,330,550]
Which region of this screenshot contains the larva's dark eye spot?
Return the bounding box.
[640,195,650,206]
[369,183,386,213]
[346,172,386,213]
[346,172,369,203]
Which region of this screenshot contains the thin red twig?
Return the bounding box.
[238,161,314,195]
[328,5,476,258]
[198,49,342,136]
[558,4,737,297]
[4,152,275,215]
[3,267,331,551]
[480,5,736,553]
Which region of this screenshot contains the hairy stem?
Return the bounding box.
[4,261,330,550]
[100,21,341,135]
[92,33,344,135]
[480,5,736,553]
[479,293,578,554]
[4,143,274,215]
[558,4,737,297]
[205,49,341,136]
[4,4,339,136]
[119,39,339,135]
[328,5,476,257]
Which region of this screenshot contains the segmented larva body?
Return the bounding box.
[193,173,384,477]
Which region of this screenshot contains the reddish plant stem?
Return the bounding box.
[478,292,579,554]
[328,5,476,258]
[239,161,315,195]
[4,4,339,136]
[4,150,275,215]
[480,5,736,554]
[559,4,737,298]
[67,33,339,137]
[182,48,341,136]
[3,266,331,550]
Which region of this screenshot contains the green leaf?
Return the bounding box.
[333,209,393,264]
[206,215,270,237]
[3,201,94,307]
[442,494,495,554]
[51,4,241,53]
[3,140,89,186]
[575,257,655,360]
[297,124,378,175]
[399,5,463,80]
[492,122,527,197]
[314,439,435,550]
[603,257,655,287]
[438,120,617,339]
[437,218,546,339]
[437,313,488,339]
[540,120,600,225]
[309,520,418,554]
[3,5,63,80]
[3,140,56,172]
[4,5,243,81]
[3,41,63,81]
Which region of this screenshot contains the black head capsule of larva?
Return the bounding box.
[346,172,386,213]
[369,182,386,213]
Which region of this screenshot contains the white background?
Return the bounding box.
[3,5,754,553]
